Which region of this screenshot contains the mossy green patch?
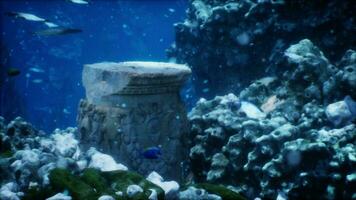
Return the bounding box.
[26,168,165,200]
[22,186,57,200]
[102,170,165,200]
[49,168,99,200]
[0,150,13,158]
[193,183,246,200]
[81,168,111,194]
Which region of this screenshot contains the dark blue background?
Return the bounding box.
[0,0,187,132]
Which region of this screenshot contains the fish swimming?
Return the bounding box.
[29,67,45,73]
[44,21,59,28]
[7,67,21,77]
[5,12,58,28]
[68,0,89,4]
[34,28,82,36]
[142,146,162,159]
[5,12,45,22]
[63,108,71,115]
[32,79,43,84]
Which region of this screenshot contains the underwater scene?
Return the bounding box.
[0,0,355,200]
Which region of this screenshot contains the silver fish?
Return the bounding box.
[34,28,82,36]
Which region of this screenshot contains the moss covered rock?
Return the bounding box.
[0,150,13,158]
[50,168,99,200]
[102,170,165,200]
[192,183,246,200]
[22,168,165,200]
[22,187,57,200]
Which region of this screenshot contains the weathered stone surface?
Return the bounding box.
[82,61,191,105]
[78,61,191,181]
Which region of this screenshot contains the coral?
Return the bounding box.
[187,40,356,199]
[0,116,246,200]
[0,182,24,200]
[0,117,162,200]
[178,186,222,200]
[168,0,356,99]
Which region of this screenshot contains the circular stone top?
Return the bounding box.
[82,61,191,104]
[88,61,191,76]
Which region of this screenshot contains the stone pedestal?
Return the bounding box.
[77,61,191,181]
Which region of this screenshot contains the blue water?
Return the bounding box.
[0,0,187,132]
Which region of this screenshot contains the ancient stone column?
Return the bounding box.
[77,61,191,181]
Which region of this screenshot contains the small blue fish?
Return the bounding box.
[142,146,162,159]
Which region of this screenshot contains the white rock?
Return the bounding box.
[46,192,72,200]
[318,124,355,141]
[178,186,222,200]
[276,191,288,200]
[11,150,40,173]
[148,189,158,200]
[0,183,22,200]
[146,171,180,195]
[28,182,38,189]
[240,101,266,119]
[39,138,55,152]
[325,100,353,126]
[52,132,80,158]
[87,148,128,171]
[37,163,56,185]
[76,160,88,171]
[284,39,328,64]
[220,93,239,105]
[126,184,143,197]
[115,191,123,196]
[97,195,115,200]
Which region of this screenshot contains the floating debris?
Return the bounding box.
[63,108,71,115]
[32,79,43,83]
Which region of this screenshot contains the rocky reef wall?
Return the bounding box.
[167,0,356,99]
[186,39,356,199]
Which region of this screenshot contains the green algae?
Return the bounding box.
[102,170,165,200]
[22,186,57,200]
[22,168,244,200]
[0,150,13,158]
[81,168,112,195]
[23,168,164,200]
[191,183,246,200]
[50,168,99,200]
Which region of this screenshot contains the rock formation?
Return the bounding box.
[167,0,356,99]
[187,39,356,199]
